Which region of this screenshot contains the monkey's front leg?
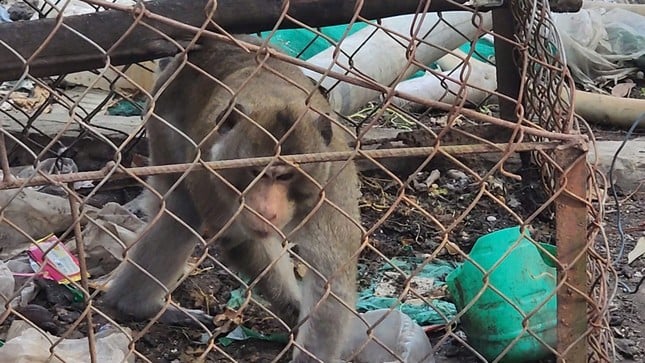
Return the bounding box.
[292,254,357,362]
[103,186,202,321]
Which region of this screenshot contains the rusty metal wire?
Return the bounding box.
[509,0,612,360]
[0,0,614,362]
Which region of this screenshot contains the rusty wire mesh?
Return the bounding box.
[0,0,614,362]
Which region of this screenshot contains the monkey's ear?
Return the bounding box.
[316,113,333,146]
[217,103,247,134]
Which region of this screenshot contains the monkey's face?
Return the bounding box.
[208,101,334,239]
[239,165,298,239]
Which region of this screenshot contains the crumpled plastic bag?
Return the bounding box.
[0,189,98,259]
[0,261,15,314]
[80,202,145,273]
[342,309,436,363]
[16,157,93,193]
[0,321,133,363]
[553,8,645,89]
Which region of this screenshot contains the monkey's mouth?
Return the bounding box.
[249,228,272,239]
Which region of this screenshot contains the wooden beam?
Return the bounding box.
[0,0,472,81]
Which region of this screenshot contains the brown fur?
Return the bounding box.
[104,36,362,362]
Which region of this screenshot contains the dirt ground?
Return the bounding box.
[1,111,643,362]
[591,127,645,363]
[114,124,645,363]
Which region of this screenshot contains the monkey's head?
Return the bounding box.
[208,99,340,240]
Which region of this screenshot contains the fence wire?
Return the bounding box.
[0,0,613,362]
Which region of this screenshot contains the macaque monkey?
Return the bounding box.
[103,35,362,362]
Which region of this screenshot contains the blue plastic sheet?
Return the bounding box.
[356,257,457,325]
[261,23,368,60]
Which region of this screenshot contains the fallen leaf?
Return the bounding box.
[9,85,50,112]
[444,241,461,255]
[294,260,308,279]
[627,236,645,264]
[214,307,243,326]
[611,83,636,97]
[183,346,207,357]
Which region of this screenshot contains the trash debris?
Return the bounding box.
[391,32,644,128]
[393,46,497,111]
[446,169,468,181]
[446,226,557,361]
[0,189,97,260]
[342,309,436,363]
[0,261,15,314]
[0,83,51,113]
[628,237,645,264]
[6,257,38,307]
[80,202,145,273]
[411,170,441,192]
[27,234,84,284]
[16,304,58,334]
[38,278,83,306]
[218,325,288,347]
[225,287,251,310]
[217,306,436,363]
[7,1,36,21]
[443,169,470,193]
[0,4,12,23]
[261,23,367,60]
[611,82,637,98]
[552,8,645,89]
[107,99,147,116]
[219,260,448,357]
[16,157,93,193]
[0,320,134,363]
[356,257,457,325]
[302,13,493,114]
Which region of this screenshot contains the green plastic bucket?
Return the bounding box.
[446,226,557,362]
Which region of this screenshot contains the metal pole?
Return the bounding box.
[554,147,589,362]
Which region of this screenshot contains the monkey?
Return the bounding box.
[103,35,363,362]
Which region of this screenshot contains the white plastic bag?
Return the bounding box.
[0,261,15,314]
[553,8,645,87]
[342,309,435,363]
[0,321,134,363]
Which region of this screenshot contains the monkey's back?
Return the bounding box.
[146,35,361,230]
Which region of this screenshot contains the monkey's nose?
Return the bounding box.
[262,211,278,223]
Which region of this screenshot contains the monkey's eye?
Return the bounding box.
[250,168,264,178]
[217,116,237,134]
[276,173,294,182]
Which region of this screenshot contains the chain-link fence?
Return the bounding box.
[0,0,614,362]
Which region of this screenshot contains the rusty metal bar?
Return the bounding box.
[555,147,589,363]
[0,141,572,190]
[68,190,97,363]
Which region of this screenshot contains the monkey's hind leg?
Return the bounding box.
[103,186,201,321]
[222,238,302,328]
